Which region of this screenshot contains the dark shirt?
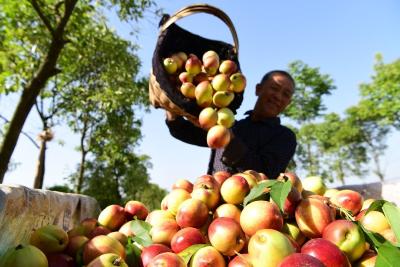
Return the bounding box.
[166,110,297,179]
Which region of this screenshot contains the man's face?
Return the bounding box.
[254,73,294,118]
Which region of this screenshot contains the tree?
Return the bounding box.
[285,60,336,180]
[358,54,400,129]
[0,0,155,182]
[285,60,336,123]
[345,106,391,181]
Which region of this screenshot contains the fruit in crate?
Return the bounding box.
[3,168,400,267]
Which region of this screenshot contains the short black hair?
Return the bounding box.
[260,70,296,89]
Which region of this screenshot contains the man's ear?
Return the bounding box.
[255,83,261,96]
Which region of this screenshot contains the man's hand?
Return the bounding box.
[165,110,178,121]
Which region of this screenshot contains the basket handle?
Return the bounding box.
[160,4,239,56]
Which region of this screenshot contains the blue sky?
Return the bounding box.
[2,0,400,190]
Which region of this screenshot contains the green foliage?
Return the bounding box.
[46,184,74,193]
[285,60,336,123]
[359,54,400,129]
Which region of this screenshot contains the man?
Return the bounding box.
[165,70,297,179]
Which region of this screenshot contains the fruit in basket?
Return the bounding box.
[171,52,187,71]
[83,235,126,265]
[198,107,218,130]
[0,244,48,267]
[30,224,69,254]
[163,58,178,75]
[185,54,202,75]
[98,204,126,231]
[191,246,225,267]
[147,252,186,267]
[170,227,207,253]
[322,219,366,262]
[178,71,193,83]
[180,82,196,98]
[202,50,220,76]
[295,197,335,238]
[330,189,363,215]
[193,72,209,84]
[240,200,283,236]
[213,91,235,108]
[220,175,250,204]
[219,59,237,75]
[195,81,213,107]
[217,107,235,128]
[301,238,351,267]
[248,229,295,267]
[141,244,172,267]
[230,72,247,93]
[207,124,231,149]
[208,217,246,256]
[86,253,128,267]
[124,200,149,221]
[212,73,231,91]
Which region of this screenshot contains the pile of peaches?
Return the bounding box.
[163,51,246,149]
[1,170,399,267]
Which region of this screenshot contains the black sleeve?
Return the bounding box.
[221,128,297,179]
[165,116,208,147]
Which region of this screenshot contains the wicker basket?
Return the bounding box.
[149,4,243,126]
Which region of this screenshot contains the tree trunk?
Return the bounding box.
[33,139,46,189]
[0,0,78,183]
[76,119,89,194]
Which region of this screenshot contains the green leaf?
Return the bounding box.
[130,219,152,247]
[366,199,387,214]
[376,243,400,267]
[177,244,208,265]
[270,180,292,212]
[125,242,142,267]
[382,202,400,245]
[243,180,277,206]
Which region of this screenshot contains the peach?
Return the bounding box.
[175,198,209,228]
[191,246,225,267]
[330,189,364,215]
[240,200,283,236]
[198,107,218,130]
[170,227,207,253]
[220,175,250,204]
[208,217,246,256]
[98,204,126,231]
[124,200,149,221]
[214,203,242,224]
[83,235,126,265]
[295,197,335,238]
[30,224,69,254]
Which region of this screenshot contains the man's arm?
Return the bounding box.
[165,111,208,147]
[221,129,297,178]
